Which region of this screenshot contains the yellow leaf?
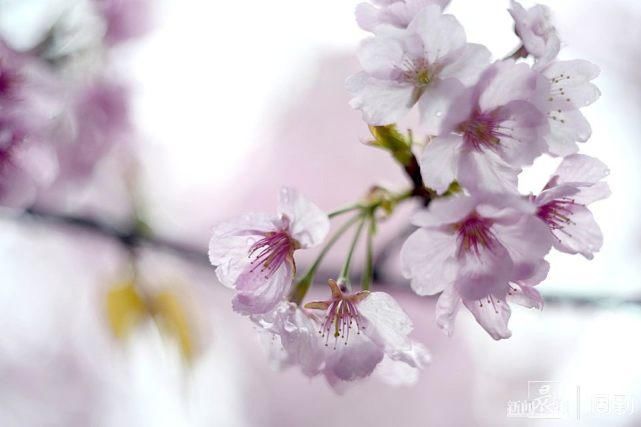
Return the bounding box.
[152,291,196,361]
[105,281,148,339]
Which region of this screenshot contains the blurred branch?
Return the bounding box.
[9,207,641,310]
[21,206,208,265]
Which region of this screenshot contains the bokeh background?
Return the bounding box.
[1,0,640,425]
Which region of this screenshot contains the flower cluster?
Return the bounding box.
[0,0,147,209]
[209,0,608,388]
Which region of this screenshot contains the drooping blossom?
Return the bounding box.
[532,154,610,259]
[419,59,549,193]
[539,60,601,156]
[355,0,451,33]
[508,0,560,67]
[255,279,429,388]
[209,188,329,315]
[347,5,490,132]
[401,192,552,339]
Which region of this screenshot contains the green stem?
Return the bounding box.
[288,214,362,305]
[337,215,367,290]
[361,215,376,291]
[328,203,362,219]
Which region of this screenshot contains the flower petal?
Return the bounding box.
[359,292,427,367]
[208,213,277,287]
[463,296,512,340]
[419,134,463,194]
[401,228,457,295]
[439,43,491,85]
[458,149,520,193]
[232,261,293,315]
[408,5,466,65]
[417,78,466,135]
[492,214,552,282]
[435,286,461,336]
[552,204,603,259]
[346,72,415,125]
[278,187,329,248]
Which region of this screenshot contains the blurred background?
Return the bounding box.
[1,0,640,425]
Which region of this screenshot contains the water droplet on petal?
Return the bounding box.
[435,111,443,118]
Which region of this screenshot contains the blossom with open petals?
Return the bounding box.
[257,279,429,388]
[347,5,490,132]
[540,60,601,156]
[420,60,549,193]
[509,0,560,67]
[401,192,552,339]
[533,154,610,259]
[209,188,329,315]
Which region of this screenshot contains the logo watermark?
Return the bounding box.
[507,381,634,420]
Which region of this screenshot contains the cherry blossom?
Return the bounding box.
[540,60,601,156]
[209,188,329,315]
[255,279,429,388]
[400,192,552,339]
[532,154,610,259]
[508,0,560,67]
[347,5,490,132]
[419,60,550,193]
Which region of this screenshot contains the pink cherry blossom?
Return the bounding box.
[355,0,451,33]
[347,5,490,131]
[401,192,552,339]
[420,60,550,193]
[533,154,610,259]
[508,0,560,67]
[540,60,601,156]
[257,279,429,388]
[208,188,329,315]
[1,40,59,208]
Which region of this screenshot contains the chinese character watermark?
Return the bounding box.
[507,381,634,420]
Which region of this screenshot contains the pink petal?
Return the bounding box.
[233,261,293,315]
[454,243,514,301]
[463,296,512,340]
[494,100,548,166]
[554,154,610,186]
[419,134,463,194]
[410,193,477,227]
[408,5,465,65]
[546,109,592,156]
[356,36,405,79]
[208,213,277,287]
[543,60,601,109]
[401,228,457,296]
[417,77,466,135]
[359,292,428,368]
[552,204,603,259]
[458,149,520,193]
[439,43,491,85]
[278,187,329,248]
[435,287,461,336]
[492,214,553,282]
[346,72,415,125]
